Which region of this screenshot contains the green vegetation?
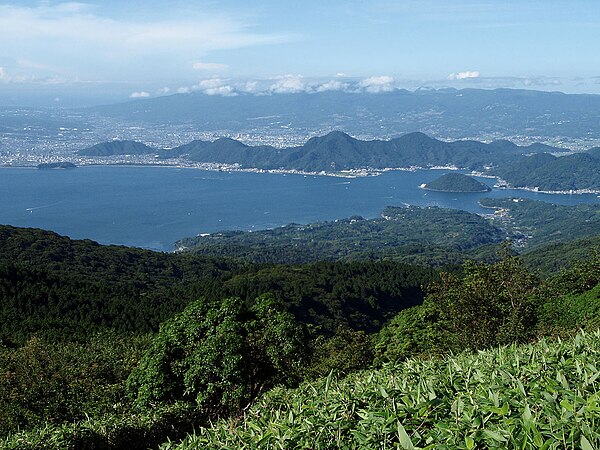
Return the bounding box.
[0,225,242,343]
[165,330,600,450]
[0,224,599,449]
[127,294,308,415]
[37,162,77,169]
[423,172,491,192]
[0,225,438,344]
[522,235,600,275]
[177,205,505,265]
[0,332,148,437]
[178,199,600,266]
[537,285,600,334]
[495,147,600,191]
[373,249,538,363]
[480,198,600,250]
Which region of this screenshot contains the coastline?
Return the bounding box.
[3,161,600,195]
[420,186,491,193]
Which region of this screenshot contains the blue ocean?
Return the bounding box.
[1,166,598,251]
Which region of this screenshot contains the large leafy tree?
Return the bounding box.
[375,247,541,362]
[427,247,540,350]
[127,294,308,415]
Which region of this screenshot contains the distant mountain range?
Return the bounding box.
[79,131,560,171]
[89,88,600,140]
[79,131,600,191]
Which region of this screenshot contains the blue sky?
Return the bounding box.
[0,0,599,105]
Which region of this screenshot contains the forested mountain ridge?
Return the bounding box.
[78,131,600,191]
[494,147,600,191]
[480,198,600,250]
[79,130,557,170]
[0,225,438,344]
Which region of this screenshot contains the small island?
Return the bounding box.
[421,172,491,193]
[37,162,77,170]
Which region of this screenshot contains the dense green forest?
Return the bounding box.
[1,222,599,449]
[177,199,600,266]
[0,225,439,343]
[522,235,600,275]
[177,205,505,265]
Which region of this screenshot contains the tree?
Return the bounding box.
[127,294,308,416]
[427,246,540,351]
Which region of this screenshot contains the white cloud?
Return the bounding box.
[195,78,226,89]
[192,62,229,72]
[242,80,260,93]
[130,91,150,98]
[447,71,481,80]
[191,78,237,96]
[269,74,306,93]
[205,85,236,96]
[358,75,395,93]
[0,67,10,82]
[315,80,348,92]
[156,87,171,95]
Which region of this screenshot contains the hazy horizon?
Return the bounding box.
[0,1,599,107]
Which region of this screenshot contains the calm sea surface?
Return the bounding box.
[1,166,598,251]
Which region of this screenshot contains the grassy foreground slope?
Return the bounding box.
[165,330,600,450]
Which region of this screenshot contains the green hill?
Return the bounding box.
[495,148,600,191]
[178,199,600,265]
[0,225,437,343]
[522,235,600,275]
[79,140,159,156]
[423,172,491,192]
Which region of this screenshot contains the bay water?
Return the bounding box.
[1,166,598,251]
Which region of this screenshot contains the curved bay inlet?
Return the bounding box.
[0,166,598,251]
